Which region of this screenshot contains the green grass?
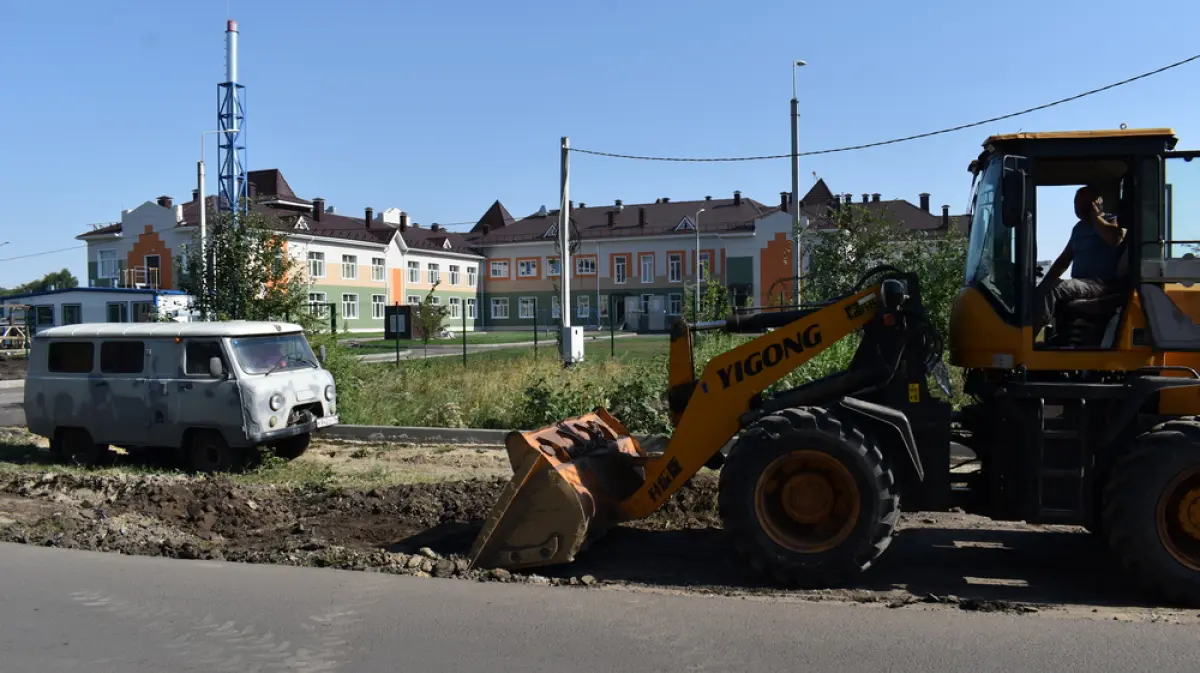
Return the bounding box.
[341,330,569,349]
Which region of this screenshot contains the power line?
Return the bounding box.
[0,245,88,263]
[570,53,1200,163]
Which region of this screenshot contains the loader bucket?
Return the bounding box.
[467,408,648,571]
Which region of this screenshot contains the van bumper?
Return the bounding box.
[249,414,339,444]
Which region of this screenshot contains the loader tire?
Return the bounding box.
[718,406,899,588]
[1103,418,1200,606]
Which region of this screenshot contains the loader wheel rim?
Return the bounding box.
[754,450,861,553]
[1157,466,1200,572]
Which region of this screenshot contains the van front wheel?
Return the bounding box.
[185,430,242,473]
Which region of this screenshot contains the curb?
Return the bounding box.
[0,380,24,390]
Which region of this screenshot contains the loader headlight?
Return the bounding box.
[269,393,285,411]
[324,385,335,401]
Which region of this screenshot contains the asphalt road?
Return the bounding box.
[0,384,22,428]
[2,543,1197,673]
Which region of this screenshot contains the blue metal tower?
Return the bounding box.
[217,19,247,214]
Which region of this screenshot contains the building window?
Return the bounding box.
[372,294,386,319]
[466,298,477,319]
[449,297,461,318]
[467,267,477,287]
[430,296,441,306]
[640,294,652,314]
[342,293,358,320]
[106,302,128,323]
[599,295,609,318]
[547,258,561,277]
[576,256,596,276]
[668,253,682,283]
[519,297,536,320]
[342,255,358,279]
[308,293,328,316]
[551,296,560,319]
[98,250,118,279]
[491,297,509,319]
[614,256,627,284]
[517,259,538,278]
[31,305,54,328]
[308,251,325,279]
[371,257,386,282]
[428,263,440,284]
[669,293,682,315]
[490,260,509,279]
[408,295,421,305]
[699,252,711,277]
[61,304,82,325]
[577,294,590,318]
[449,265,461,285]
[408,261,420,283]
[640,254,654,284]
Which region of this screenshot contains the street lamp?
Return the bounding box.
[694,208,705,320]
[197,128,239,320]
[791,59,806,305]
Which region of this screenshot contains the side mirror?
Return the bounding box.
[208,356,225,379]
[318,344,327,364]
[1001,167,1026,228]
[881,278,908,311]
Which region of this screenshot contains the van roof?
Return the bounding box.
[34,321,306,339]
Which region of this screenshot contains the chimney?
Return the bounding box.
[872,193,881,203]
[638,207,647,227]
[733,190,742,206]
[578,202,586,208]
[431,223,441,232]
[607,210,616,227]
[780,191,790,212]
[312,197,325,221]
[156,195,173,209]
[942,205,950,229]
[862,193,870,204]
[919,193,930,212]
[705,195,713,202]
[399,212,409,232]
[661,197,670,204]
[365,207,373,228]
[192,188,200,202]
[614,199,623,210]
[481,223,490,234]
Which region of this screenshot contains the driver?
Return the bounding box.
[1035,185,1126,334]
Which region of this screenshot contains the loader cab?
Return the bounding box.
[949,127,1200,372]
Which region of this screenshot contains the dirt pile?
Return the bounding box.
[0,356,26,381]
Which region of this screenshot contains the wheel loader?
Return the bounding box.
[468,127,1200,606]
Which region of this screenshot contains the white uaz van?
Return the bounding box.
[23,321,339,471]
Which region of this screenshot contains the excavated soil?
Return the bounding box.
[0,356,26,380]
[0,437,1195,620]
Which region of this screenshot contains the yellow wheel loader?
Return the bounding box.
[468,127,1200,606]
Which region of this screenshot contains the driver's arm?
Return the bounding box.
[1088,203,1124,247]
[1045,241,1073,281]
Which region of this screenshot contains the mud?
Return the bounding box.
[0,453,1195,621]
[0,356,26,381]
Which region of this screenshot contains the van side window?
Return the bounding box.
[185,340,226,376]
[47,342,94,373]
[99,341,145,374]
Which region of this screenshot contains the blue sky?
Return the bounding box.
[2,0,1197,287]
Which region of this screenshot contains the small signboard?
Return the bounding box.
[384,304,412,340]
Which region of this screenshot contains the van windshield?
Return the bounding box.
[229,333,318,375]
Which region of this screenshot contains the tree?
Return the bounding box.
[798,203,967,336]
[0,268,79,297]
[682,266,733,324]
[413,281,450,356]
[178,209,314,327]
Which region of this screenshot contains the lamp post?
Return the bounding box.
[791,59,806,305]
[694,208,705,321]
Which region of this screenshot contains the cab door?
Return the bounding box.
[171,338,241,446]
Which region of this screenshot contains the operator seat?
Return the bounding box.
[1053,293,1126,348]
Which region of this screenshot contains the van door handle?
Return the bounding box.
[179,382,193,391]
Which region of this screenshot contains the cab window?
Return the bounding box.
[184,340,227,377]
[964,158,1017,314]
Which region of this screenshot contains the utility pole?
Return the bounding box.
[694,208,705,320]
[559,136,581,364]
[791,59,806,305]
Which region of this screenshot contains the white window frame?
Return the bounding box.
[577,294,590,318]
[466,298,477,319]
[341,293,359,320]
[371,294,386,319]
[467,266,477,287]
[449,265,461,285]
[575,256,597,276]
[519,297,536,320]
[669,293,682,315]
[668,253,682,283]
[640,254,654,284]
[428,263,440,284]
[491,297,509,319]
[342,254,358,280]
[98,249,118,279]
[547,258,562,277]
[308,292,327,316]
[371,257,386,282]
[407,295,421,305]
[449,297,461,318]
[408,261,420,283]
[699,252,712,277]
[307,251,325,279]
[490,260,509,279]
[614,256,627,284]
[551,296,561,319]
[517,259,538,278]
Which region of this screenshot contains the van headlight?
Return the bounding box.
[269,393,285,411]
[325,385,335,401]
